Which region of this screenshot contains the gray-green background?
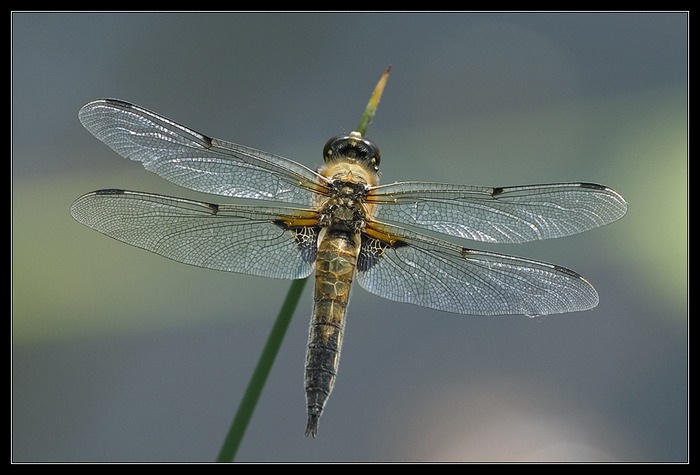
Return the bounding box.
[12,12,687,462]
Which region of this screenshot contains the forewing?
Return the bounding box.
[78,99,327,205]
[70,189,318,280]
[368,182,627,243]
[356,223,599,316]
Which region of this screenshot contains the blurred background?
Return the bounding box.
[12,12,687,462]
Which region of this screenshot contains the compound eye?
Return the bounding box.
[323,134,381,171]
[360,136,381,170]
[323,135,344,162]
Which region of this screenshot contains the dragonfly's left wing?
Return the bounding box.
[79,99,328,206]
[368,182,627,243]
[70,189,318,280]
[356,221,599,316]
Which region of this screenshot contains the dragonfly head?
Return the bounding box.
[323,131,381,172]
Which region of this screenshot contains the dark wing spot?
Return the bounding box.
[490,187,504,197]
[358,240,383,272]
[460,247,476,258]
[102,98,133,108]
[205,202,219,215]
[552,263,585,279]
[200,133,213,148]
[274,221,319,264]
[95,189,126,195]
[295,227,320,264]
[579,182,607,191]
[358,235,407,272]
[273,219,290,230]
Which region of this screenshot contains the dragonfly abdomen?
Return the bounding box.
[305,230,361,437]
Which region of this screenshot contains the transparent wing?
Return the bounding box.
[78,99,328,205]
[70,189,318,280]
[356,222,598,316]
[368,181,627,243]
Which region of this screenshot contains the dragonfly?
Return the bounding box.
[70,98,627,437]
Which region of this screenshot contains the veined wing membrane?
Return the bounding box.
[368,182,627,243]
[70,189,318,280]
[356,221,598,316]
[79,99,327,205]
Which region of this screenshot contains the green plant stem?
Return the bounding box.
[356,65,391,136]
[216,277,308,462]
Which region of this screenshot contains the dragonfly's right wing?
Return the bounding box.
[79,99,328,205]
[368,181,627,243]
[356,220,599,316]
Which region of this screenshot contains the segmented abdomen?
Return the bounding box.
[304,230,361,437]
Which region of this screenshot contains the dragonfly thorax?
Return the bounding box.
[318,180,369,233]
[318,198,366,234]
